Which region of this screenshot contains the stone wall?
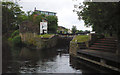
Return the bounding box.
[69,41,78,56]
[69,33,104,56]
[43,35,58,49]
[19,21,39,34]
[20,33,38,42]
[20,33,58,50]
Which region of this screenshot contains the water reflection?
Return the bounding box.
[3,43,118,74]
[3,46,82,73]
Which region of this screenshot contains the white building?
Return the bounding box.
[40,22,48,34]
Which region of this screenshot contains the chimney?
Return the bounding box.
[34,7,36,11]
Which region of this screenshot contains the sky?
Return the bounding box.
[18,0,92,31]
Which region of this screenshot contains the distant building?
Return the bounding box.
[57,26,66,32]
[67,29,72,34]
[20,8,57,35]
[33,7,57,34]
[34,7,56,16]
[57,26,72,34]
[40,20,48,34]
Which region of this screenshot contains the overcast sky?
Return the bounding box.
[18,0,92,31]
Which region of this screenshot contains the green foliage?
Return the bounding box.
[8,37,13,41]
[39,34,54,38]
[11,30,19,38]
[17,14,28,22]
[2,1,24,37]
[76,2,120,36]
[72,26,77,34]
[8,30,22,46]
[30,14,57,32]
[79,30,83,32]
[76,30,83,33]
[33,15,42,25]
[57,30,60,34]
[46,16,58,33]
[12,35,22,46]
[72,35,90,42]
[64,29,68,33]
[27,38,37,46]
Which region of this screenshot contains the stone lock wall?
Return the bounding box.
[43,35,58,49]
[20,33,58,50]
[69,33,105,56]
[69,41,79,56]
[20,33,38,42]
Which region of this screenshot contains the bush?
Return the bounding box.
[27,38,37,46]
[12,35,22,46]
[11,30,19,38]
[8,37,12,41]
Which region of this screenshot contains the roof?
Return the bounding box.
[58,26,66,29]
[35,10,57,14]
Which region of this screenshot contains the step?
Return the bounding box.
[89,48,116,53]
[77,49,120,63]
[99,39,117,41]
[89,47,116,51]
[97,39,117,42]
[89,49,115,53]
[99,37,117,39]
[89,47,115,50]
[96,41,117,44]
[98,39,117,41]
[93,43,116,46]
[102,37,117,39]
[91,45,116,49]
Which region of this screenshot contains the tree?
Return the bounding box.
[46,16,58,33]
[75,2,120,54]
[79,30,83,32]
[72,25,77,34]
[2,1,23,36]
[75,2,120,36]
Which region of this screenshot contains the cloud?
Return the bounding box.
[19,0,92,31]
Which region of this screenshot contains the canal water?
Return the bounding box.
[3,46,83,73]
[3,45,115,74]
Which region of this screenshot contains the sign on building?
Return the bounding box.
[40,22,48,34]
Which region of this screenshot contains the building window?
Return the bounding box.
[45,12,48,15]
[49,13,54,16]
[41,11,45,14]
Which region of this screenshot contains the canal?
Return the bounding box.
[3,46,81,73]
[2,45,117,74]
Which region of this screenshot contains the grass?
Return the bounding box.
[72,35,90,43]
[39,34,54,38]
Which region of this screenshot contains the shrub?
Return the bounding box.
[8,37,12,41]
[27,38,37,46]
[11,30,19,38]
[12,35,22,46]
